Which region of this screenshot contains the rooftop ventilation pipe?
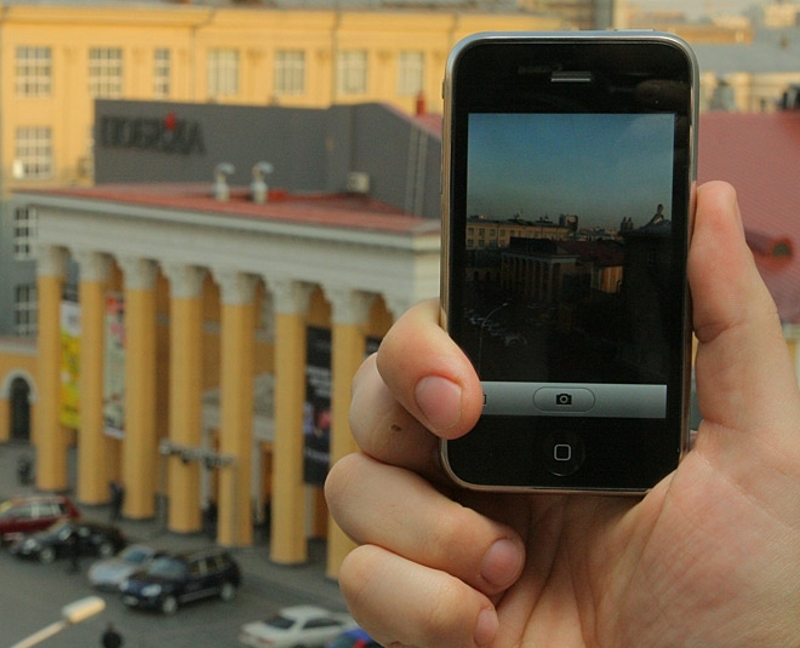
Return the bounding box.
[251,161,274,204]
[213,162,235,201]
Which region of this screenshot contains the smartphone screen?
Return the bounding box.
[441,33,698,492]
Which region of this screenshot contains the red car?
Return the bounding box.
[0,494,80,544]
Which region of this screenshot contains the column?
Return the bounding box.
[325,287,374,578]
[268,278,313,564]
[214,268,258,547]
[164,263,206,533]
[0,397,8,442]
[119,256,158,519]
[384,294,413,324]
[35,245,69,491]
[75,250,112,505]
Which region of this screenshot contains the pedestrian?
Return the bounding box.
[66,527,80,573]
[109,480,125,524]
[101,622,123,648]
[16,455,33,486]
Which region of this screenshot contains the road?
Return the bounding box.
[0,442,347,648]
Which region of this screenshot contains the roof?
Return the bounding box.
[698,110,800,323]
[693,41,800,75]
[28,183,436,236]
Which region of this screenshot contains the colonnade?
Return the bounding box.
[34,243,400,573]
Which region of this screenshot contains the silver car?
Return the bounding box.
[88,544,165,591]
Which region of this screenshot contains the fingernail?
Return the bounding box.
[474,607,498,647]
[481,538,523,589]
[414,376,463,432]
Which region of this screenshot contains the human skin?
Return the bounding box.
[326,182,800,648]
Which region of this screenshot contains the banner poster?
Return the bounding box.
[104,292,126,439]
[59,300,81,429]
[304,327,332,486]
[302,330,383,485]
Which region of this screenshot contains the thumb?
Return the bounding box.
[689,181,800,455]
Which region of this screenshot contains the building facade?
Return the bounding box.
[0,2,563,340]
[2,3,796,339]
[15,179,439,576]
[0,2,564,191]
[0,100,442,577]
[517,0,619,29]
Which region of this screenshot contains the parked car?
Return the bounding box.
[9,518,126,563]
[120,547,241,615]
[0,494,80,544]
[325,627,381,648]
[239,605,356,648]
[88,544,167,591]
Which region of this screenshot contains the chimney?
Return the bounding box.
[251,161,274,204]
[781,84,800,111]
[213,162,235,201]
[415,91,426,116]
[709,80,738,112]
[745,229,793,265]
[346,171,370,195]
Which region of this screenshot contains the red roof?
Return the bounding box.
[32,183,434,235]
[698,110,800,323]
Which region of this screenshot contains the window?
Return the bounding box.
[304,618,341,629]
[189,559,204,576]
[14,284,37,337]
[15,127,53,179]
[274,50,305,96]
[398,51,424,96]
[207,49,239,99]
[337,50,367,96]
[15,47,52,97]
[38,502,58,517]
[154,48,171,99]
[89,48,123,98]
[15,503,34,519]
[13,206,37,259]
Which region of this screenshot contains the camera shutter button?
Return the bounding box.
[533,387,595,413]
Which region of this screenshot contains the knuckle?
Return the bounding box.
[324,454,362,516]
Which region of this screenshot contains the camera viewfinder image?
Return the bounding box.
[463,112,678,387]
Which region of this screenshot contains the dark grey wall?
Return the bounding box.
[95,100,441,219]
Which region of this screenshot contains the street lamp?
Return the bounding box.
[9,596,105,648]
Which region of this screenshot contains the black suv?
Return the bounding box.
[120,548,241,615]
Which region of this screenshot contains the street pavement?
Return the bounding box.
[0,440,348,648]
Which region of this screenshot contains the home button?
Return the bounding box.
[541,431,585,477]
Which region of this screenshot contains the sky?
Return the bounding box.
[467,113,675,230]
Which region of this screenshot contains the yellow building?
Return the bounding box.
[17,178,439,576]
[0,98,444,578]
[0,3,564,192]
[467,215,572,249]
[0,336,37,442]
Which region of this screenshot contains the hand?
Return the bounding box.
[326,181,800,648]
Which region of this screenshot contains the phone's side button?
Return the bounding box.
[540,431,586,477]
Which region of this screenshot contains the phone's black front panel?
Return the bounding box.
[445,36,695,491]
[446,415,681,490]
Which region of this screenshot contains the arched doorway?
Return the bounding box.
[10,377,31,442]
